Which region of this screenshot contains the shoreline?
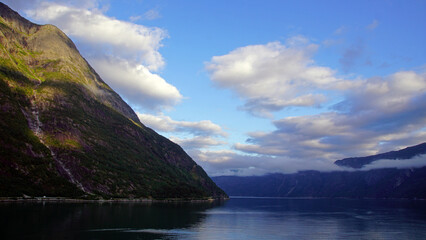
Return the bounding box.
[1,196,423,202]
[0,196,229,203]
[229,196,426,201]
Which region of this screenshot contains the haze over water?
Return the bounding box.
[2,198,425,239]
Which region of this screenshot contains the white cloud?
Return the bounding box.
[206,39,347,117]
[170,136,226,150]
[361,154,426,171]
[234,142,289,156]
[90,58,181,110]
[338,71,426,114]
[136,113,230,166]
[137,113,175,132]
[137,113,227,137]
[137,113,229,159]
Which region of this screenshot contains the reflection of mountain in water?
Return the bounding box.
[2,198,425,239]
[0,201,224,239]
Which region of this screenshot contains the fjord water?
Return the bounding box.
[1,198,425,239]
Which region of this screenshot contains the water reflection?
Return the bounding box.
[0,201,223,239]
[1,198,425,239]
[193,198,426,240]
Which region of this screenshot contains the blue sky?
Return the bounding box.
[5,0,426,175]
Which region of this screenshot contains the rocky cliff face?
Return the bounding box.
[0,3,227,199]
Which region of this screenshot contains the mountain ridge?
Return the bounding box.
[0,3,226,199]
[335,142,426,169]
[213,167,426,199]
[213,143,426,199]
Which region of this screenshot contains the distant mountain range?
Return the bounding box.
[213,142,426,199]
[0,3,226,199]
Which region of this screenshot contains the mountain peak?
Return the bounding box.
[0,2,40,34]
[0,4,140,123]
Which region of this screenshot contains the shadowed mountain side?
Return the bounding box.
[213,167,426,199]
[213,143,426,199]
[0,3,226,199]
[335,142,426,169]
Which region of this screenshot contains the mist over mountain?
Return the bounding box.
[213,143,426,198]
[335,142,426,169]
[0,3,226,199]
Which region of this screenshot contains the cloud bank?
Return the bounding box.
[361,154,426,171]
[193,149,344,176]
[205,39,426,176]
[137,113,227,137]
[137,113,228,151]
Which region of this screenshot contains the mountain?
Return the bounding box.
[213,143,426,199]
[213,168,426,198]
[0,3,226,199]
[335,142,426,168]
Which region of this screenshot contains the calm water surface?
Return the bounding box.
[1,198,425,239]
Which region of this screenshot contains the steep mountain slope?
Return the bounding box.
[335,142,426,168]
[0,3,226,199]
[213,143,426,199]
